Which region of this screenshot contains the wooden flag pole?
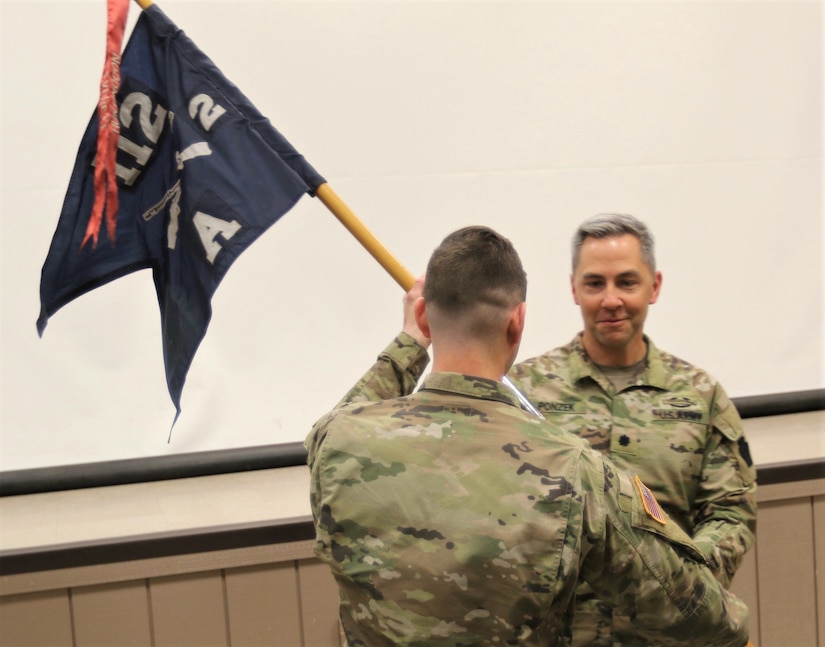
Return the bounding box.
[315,184,415,291]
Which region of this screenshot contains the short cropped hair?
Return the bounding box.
[571,213,656,274]
[425,226,527,317]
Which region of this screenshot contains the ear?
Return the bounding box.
[650,271,663,304]
[507,302,527,347]
[570,274,580,305]
[414,297,431,338]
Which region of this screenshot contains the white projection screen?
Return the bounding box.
[1,0,822,472]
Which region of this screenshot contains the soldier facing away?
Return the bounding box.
[305,225,749,646]
[338,214,757,646]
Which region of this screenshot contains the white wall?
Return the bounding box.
[1,0,822,470]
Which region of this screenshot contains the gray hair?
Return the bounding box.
[571,213,656,274]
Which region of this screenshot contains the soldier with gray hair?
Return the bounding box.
[343,215,757,646]
[306,225,749,646]
[511,213,756,646]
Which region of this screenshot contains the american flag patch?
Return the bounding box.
[635,476,667,525]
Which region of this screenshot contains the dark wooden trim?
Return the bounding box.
[1,389,822,497]
[0,442,308,497]
[0,517,315,576]
[1,457,822,576]
[755,458,825,486]
[734,388,825,419]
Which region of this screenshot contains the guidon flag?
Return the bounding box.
[37,4,325,417]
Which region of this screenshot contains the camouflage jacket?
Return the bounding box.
[306,370,749,646]
[510,334,757,584]
[341,333,757,583]
[334,332,757,646]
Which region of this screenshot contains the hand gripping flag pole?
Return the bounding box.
[306,183,547,419]
[318,185,544,419]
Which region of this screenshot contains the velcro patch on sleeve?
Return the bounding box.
[635,475,667,525]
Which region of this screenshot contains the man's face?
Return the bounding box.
[571,234,662,363]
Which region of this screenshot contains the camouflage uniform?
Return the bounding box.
[333,332,757,647]
[306,365,750,646]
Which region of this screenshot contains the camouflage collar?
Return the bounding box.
[569,333,669,390]
[419,372,523,409]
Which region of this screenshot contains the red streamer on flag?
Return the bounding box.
[82,0,130,248]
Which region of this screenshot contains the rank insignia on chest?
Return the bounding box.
[635,475,667,525]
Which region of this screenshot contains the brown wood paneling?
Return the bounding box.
[0,541,317,597]
[757,478,825,503]
[224,562,302,647]
[730,546,759,646]
[149,570,227,647]
[71,579,152,647]
[815,495,825,647]
[0,589,73,646]
[4,480,825,647]
[297,558,342,647]
[756,498,817,647]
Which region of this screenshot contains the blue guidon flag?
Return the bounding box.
[37,4,325,417]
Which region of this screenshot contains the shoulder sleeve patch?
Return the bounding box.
[635,476,667,525]
[738,436,754,467]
